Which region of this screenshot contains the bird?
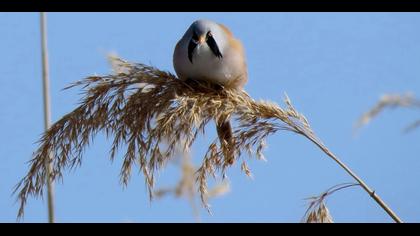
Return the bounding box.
[173,19,248,165]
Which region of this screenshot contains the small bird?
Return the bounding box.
[173,19,248,164]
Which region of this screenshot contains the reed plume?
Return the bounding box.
[302,183,360,223]
[355,93,420,133]
[15,57,402,222]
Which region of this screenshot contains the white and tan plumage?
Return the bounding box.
[173,19,248,89]
[173,19,248,164]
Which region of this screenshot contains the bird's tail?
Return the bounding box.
[216,118,235,165]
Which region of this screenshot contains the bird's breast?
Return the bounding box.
[174,42,246,88]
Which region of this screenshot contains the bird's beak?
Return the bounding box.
[198,35,206,44]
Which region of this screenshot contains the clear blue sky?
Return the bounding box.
[1,12,420,223]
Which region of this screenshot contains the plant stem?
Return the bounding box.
[40,12,55,223]
[298,127,402,223]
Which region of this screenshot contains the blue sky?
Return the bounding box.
[1,12,420,222]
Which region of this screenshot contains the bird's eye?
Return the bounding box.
[192,31,199,40]
[206,31,212,39]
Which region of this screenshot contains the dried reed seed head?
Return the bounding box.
[303,201,333,223]
[355,92,420,132]
[302,183,359,223]
[302,196,334,223]
[15,56,314,219]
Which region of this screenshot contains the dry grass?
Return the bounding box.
[14,57,402,222]
[14,56,314,219]
[153,151,229,221]
[355,93,420,133]
[302,183,359,223]
[303,201,333,223]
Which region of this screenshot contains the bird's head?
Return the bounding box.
[187,19,224,63]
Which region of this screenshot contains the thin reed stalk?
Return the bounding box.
[40,12,55,223]
[295,126,402,222]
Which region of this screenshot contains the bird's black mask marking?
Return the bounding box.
[188,30,223,64]
[206,31,223,59]
[188,40,197,64]
[188,30,199,63]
